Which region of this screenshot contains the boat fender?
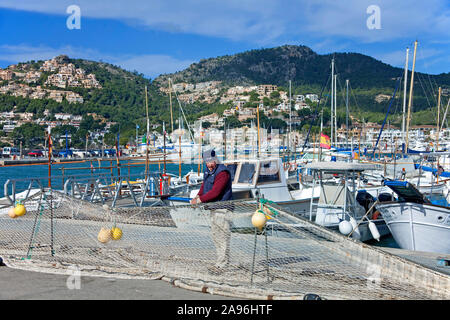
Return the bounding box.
[283,162,290,171]
[349,217,361,240]
[368,221,380,241]
[339,220,353,235]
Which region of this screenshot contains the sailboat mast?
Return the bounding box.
[402,47,409,142]
[436,87,442,151]
[331,58,334,145]
[346,79,349,149]
[145,85,150,176]
[289,80,292,152]
[334,74,337,146]
[405,40,418,152]
[257,103,261,157]
[168,78,174,133]
[319,109,323,161]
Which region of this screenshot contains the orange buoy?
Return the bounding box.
[97,228,112,243]
[8,207,17,219]
[251,210,267,231]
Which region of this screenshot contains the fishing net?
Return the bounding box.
[0,189,448,300]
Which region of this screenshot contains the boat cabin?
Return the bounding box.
[222,157,292,201]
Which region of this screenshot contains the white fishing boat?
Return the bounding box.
[376,180,450,254]
[167,157,320,229]
[303,162,391,242]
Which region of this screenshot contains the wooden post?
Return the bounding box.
[48,132,52,188]
[198,128,202,175]
[223,128,227,160]
[163,124,167,175]
[358,130,361,163]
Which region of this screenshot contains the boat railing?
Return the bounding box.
[3,170,173,208]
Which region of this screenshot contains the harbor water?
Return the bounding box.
[0,160,203,196]
[2,159,448,252]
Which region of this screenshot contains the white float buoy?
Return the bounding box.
[349,217,361,240]
[368,221,380,241]
[339,220,353,235]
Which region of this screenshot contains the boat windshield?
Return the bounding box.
[238,162,256,184]
[257,160,280,184]
[224,163,238,182]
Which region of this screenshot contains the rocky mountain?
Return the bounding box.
[154,45,450,90]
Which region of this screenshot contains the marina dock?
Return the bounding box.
[0,192,448,300]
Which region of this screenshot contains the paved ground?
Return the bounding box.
[0,265,236,300]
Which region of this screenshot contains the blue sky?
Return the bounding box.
[0,0,449,79]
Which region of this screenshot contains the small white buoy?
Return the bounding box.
[339,220,353,235]
[368,221,380,241]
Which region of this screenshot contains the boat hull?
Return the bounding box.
[376,202,450,254]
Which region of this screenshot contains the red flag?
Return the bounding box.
[320,133,331,149]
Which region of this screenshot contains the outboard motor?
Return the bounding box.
[356,190,375,212]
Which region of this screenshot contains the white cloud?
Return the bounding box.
[0,44,194,77]
[0,0,448,45]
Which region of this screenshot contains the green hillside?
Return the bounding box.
[0,45,449,147]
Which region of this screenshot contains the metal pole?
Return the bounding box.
[334,74,337,146]
[331,59,334,145]
[346,79,349,148]
[48,131,52,188]
[402,47,409,142]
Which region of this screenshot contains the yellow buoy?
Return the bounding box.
[251,209,267,231]
[97,227,112,243]
[8,207,17,219]
[14,204,26,217]
[111,227,123,240]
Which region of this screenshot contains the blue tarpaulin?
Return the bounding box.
[415,165,450,177]
[383,180,430,204]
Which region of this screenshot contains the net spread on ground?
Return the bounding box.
[0,190,448,300]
